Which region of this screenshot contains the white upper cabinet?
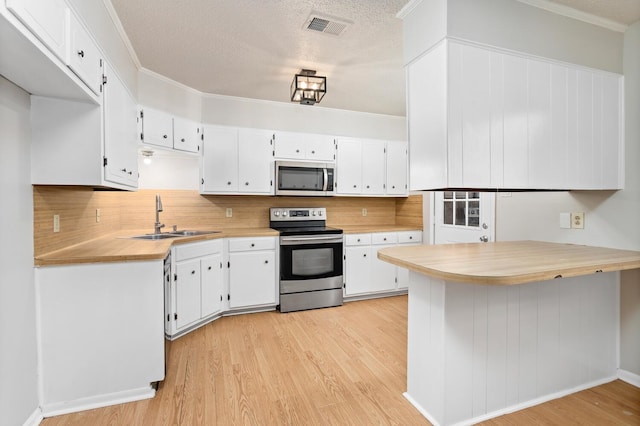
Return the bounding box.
[407,40,624,191]
[31,60,138,190]
[336,138,408,196]
[140,107,201,153]
[7,0,69,62]
[385,141,408,195]
[274,131,335,161]
[66,12,102,95]
[201,125,274,195]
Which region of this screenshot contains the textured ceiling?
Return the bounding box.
[109,0,640,117]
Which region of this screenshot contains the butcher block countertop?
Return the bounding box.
[35,228,279,266]
[378,240,640,286]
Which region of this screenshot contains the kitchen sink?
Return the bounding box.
[129,233,181,240]
[168,230,221,236]
[128,230,221,240]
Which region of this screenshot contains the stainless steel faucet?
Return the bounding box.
[154,194,165,234]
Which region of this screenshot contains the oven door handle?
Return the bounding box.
[280,235,343,245]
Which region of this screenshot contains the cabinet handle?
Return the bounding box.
[409,236,413,240]
[163,134,168,139]
[383,237,387,241]
[357,238,361,242]
[353,185,357,188]
[392,185,395,189]
[366,185,370,189]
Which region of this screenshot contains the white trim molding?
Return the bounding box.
[516,0,628,33]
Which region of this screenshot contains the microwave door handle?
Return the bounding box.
[323,168,328,192]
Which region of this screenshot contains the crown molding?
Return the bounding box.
[516,0,628,33]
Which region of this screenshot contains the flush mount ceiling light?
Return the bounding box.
[290,69,326,105]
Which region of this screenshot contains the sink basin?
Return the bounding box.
[129,233,181,240]
[168,230,221,236]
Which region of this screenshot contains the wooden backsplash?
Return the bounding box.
[34,186,423,256]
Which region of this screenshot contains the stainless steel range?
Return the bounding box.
[270,207,343,313]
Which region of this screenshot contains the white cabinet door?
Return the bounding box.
[361,139,386,195]
[7,0,69,61]
[103,62,138,188]
[201,253,224,318]
[175,259,202,330]
[344,245,371,296]
[306,134,335,161]
[274,131,305,159]
[201,125,239,193]
[237,128,274,194]
[141,107,173,149]
[67,13,102,95]
[173,117,200,153]
[371,243,398,292]
[336,138,362,194]
[386,141,408,195]
[229,250,276,308]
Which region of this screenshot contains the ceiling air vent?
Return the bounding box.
[304,13,350,37]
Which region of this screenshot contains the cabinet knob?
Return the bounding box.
[128,171,133,175]
[366,185,370,189]
[363,253,367,257]
[208,266,212,270]
[181,138,185,142]
[409,236,413,240]
[77,50,84,58]
[383,238,387,241]
[353,185,357,188]
[392,185,395,189]
[191,270,196,274]
[311,150,315,154]
[227,181,232,185]
[357,238,361,242]
[163,134,168,139]
[121,168,127,172]
[245,182,249,186]
[296,149,300,153]
[251,243,255,247]
[264,260,269,264]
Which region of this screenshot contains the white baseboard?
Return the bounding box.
[618,369,640,388]
[405,376,618,426]
[22,407,43,426]
[41,386,155,418]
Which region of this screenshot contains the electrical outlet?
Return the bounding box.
[226,208,233,218]
[53,214,60,233]
[571,212,585,229]
[96,208,101,223]
[362,208,367,217]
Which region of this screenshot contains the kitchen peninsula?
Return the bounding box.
[378,241,640,426]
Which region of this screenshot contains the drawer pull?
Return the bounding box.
[264,260,269,264]
[191,270,196,275]
[554,274,563,279]
[208,266,212,270]
[251,243,255,247]
[163,134,168,139]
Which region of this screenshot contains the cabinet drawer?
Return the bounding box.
[397,231,422,244]
[228,237,276,252]
[345,234,371,246]
[371,232,398,245]
[174,239,223,261]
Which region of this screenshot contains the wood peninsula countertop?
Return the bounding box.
[378,240,640,285]
[35,228,279,266]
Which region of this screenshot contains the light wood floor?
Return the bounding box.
[42,295,639,425]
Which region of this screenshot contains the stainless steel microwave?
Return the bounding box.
[275,161,335,196]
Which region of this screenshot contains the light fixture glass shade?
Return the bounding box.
[291,69,326,105]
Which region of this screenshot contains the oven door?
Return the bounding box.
[279,235,343,293]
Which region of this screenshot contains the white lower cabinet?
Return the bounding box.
[344,231,422,297]
[227,237,277,309]
[167,239,224,337]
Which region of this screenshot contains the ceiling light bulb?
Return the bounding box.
[143,157,152,165]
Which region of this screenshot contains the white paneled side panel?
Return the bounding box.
[408,41,448,190]
[461,44,491,188]
[405,274,618,426]
[601,75,623,189]
[502,54,528,188]
[550,64,569,189]
[592,74,604,189]
[528,59,552,189]
[566,67,579,188]
[489,52,505,188]
[576,70,594,189]
[447,42,464,187]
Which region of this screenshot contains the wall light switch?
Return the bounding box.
[559,212,571,229]
[362,208,367,217]
[96,208,101,223]
[226,208,233,218]
[53,214,60,233]
[571,212,585,229]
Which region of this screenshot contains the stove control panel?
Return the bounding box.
[270,207,326,221]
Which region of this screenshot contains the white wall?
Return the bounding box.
[0,77,39,424]
[494,20,640,376]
